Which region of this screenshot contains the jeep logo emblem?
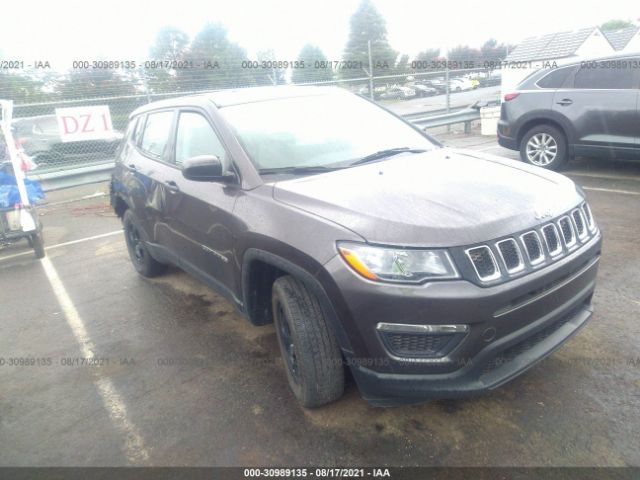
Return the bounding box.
[534,207,553,220]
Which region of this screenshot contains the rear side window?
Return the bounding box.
[140,111,174,158]
[123,117,137,144]
[131,115,145,145]
[174,112,226,167]
[573,61,635,89]
[537,67,572,89]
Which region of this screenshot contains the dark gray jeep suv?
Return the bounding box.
[498,54,640,170]
[111,86,601,407]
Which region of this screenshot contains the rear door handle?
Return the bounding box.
[125,163,137,171]
[164,180,180,193]
[556,99,573,106]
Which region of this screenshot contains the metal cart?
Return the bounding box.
[0,100,45,259]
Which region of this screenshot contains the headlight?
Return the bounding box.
[337,242,459,283]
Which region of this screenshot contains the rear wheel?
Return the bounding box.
[520,125,568,171]
[123,209,167,277]
[272,275,344,408]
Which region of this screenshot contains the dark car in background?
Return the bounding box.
[417,78,447,94]
[411,84,438,97]
[498,54,640,170]
[12,115,123,167]
[111,86,601,408]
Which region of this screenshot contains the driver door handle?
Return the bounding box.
[164,180,180,193]
[556,99,573,106]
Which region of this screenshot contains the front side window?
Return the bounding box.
[174,112,226,167]
[220,92,436,171]
[140,111,174,158]
[573,61,635,89]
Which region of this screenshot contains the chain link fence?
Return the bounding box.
[1,65,500,176]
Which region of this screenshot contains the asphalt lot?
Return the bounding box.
[0,136,639,467]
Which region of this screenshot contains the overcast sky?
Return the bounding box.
[2,0,638,69]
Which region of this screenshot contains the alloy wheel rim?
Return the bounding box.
[526,133,558,166]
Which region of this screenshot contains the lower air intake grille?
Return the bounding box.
[380,332,455,358]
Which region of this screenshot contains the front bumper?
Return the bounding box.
[322,232,601,405]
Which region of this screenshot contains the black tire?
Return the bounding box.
[272,275,344,408]
[519,124,568,171]
[31,231,45,259]
[123,209,167,277]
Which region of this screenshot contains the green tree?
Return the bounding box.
[253,49,286,86]
[447,45,481,69]
[145,26,190,93]
[342,0,397,79]
[480,39,513,66]
[600,19,634,31]
[0,72,50,103]
[291,44,333,84]
[179,22,255,90]
[55,68,137,99]
[393,53,411,76]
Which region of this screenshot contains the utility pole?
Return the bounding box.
[368,40,374,101]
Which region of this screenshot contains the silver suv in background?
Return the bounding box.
[498,54,640,170]
[12,115,123,167]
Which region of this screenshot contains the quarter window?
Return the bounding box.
[175,112,226,166]
[573,61,634,89]
[537,67,573,89]
[140,111,174,158]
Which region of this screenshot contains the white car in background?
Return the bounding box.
[449,77,474,92]
[380,85,416,100]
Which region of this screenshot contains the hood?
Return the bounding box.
[272,148,583,247]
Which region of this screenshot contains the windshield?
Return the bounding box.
[219,92,437,171]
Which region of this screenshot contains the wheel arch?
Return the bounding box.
[516,116,572,150]
[241,248,354,354]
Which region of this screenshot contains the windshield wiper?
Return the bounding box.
[258,165,346,175]
[349,147,427,166]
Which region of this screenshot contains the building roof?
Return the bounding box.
[506,27,596,62]
[602,26,640,51]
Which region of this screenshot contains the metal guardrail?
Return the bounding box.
[28,162,114,192]
[28,100,500,192]
[409,108,480,132]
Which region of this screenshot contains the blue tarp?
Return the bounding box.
[0,172,45,208]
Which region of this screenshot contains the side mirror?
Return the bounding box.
[181,155,231,182]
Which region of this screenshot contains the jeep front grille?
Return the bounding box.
[496,239,524,273]
[542,224,562,256]
[558,216,576,248]
[572,209,587,240]
[582,202,595,231]
[463,202,599,284]
[521,231,544,265]
[466,246,500,281]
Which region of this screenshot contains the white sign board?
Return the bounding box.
[55,105,114,143]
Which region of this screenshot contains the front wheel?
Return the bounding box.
[272,275,344,408]
[520,125,568,171]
